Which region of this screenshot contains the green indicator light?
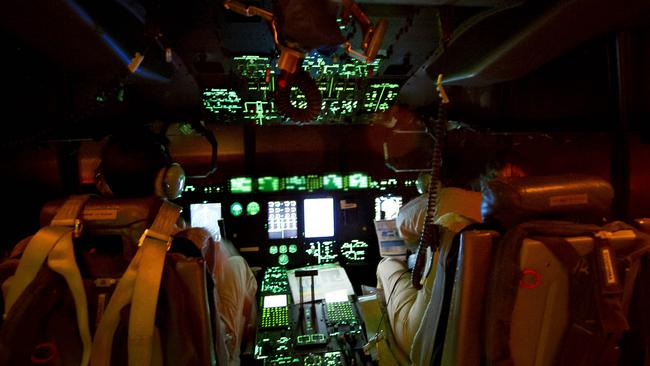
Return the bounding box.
[279,245,288,254]
[178,123,195,135]
[230,177,252,193]
[247,201,260,215]
[289,244,298,253]
[230,202,243,216]
[323,174,343,190]
[348,173,370,189]
[258,176,280,192]
[269,246,278,255]
[278,254,289,266]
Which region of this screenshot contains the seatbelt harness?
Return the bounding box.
[91,200,180,366]
[4,195,92,366]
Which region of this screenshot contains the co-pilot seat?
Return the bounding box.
[423,174,645,366]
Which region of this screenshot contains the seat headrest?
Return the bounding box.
[481,174,614,228]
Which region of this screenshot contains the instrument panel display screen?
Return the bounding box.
[267,200,298,239]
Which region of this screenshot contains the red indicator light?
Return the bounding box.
[519,268,541,289]
[31,342,58,364]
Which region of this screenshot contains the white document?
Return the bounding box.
[287,263,355,304]
[374,219,407,257]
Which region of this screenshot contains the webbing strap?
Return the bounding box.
[4,195,90,314]
[91,248,142,366]
[90,201,180,366]
[3,195,90,365]
[3,226,70,317]
[48,231,92,366]
[50,195,90,227]
[535,235,628,366]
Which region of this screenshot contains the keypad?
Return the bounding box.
[326,301,357,323]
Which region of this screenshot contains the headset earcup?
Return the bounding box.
[155,163,186,199]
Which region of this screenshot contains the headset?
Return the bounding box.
[153,162,186,200]
[94,132,186,200]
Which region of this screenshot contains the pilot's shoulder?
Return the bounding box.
[434,212,477,233]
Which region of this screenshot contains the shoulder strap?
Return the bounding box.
[534,234,622,366]
[484,221,605,365]
[91,200,181,366]
[3,195,92,366]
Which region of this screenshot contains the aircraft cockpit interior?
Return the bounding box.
[2,0,650,365]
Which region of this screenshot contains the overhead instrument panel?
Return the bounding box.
[201,53,403,125]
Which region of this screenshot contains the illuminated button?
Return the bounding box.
[230,202,243,216]
[269,246,278,255]
[279,245,288,254]
[278,254,289,266]
[247,201,260,215]
[312,334,325,342]
[288,244,298,253]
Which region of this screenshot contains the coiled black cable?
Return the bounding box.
[275,70,322,122]
[411,96,447,290]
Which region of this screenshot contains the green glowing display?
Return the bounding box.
[257,176,280,192]
[230,177,252,193]
[205,53,400,125]
[278,254,290,266]
[305,240,338,264]
[362,82,400,113]
[230,202,243,217]
[379,179,398,188]
[233,55,274,78]
[341,240,369,262]
[289,244,298,253]
[269,245,278,255]
[283,176,307,191]
[323,174,343,190]
[279,245,288,254]
[243,100,277,125]
[301,53,380,79]
[246,201,260,216]
[347,173,370,189]
[202,88,242,115]
[306,175,323,191]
